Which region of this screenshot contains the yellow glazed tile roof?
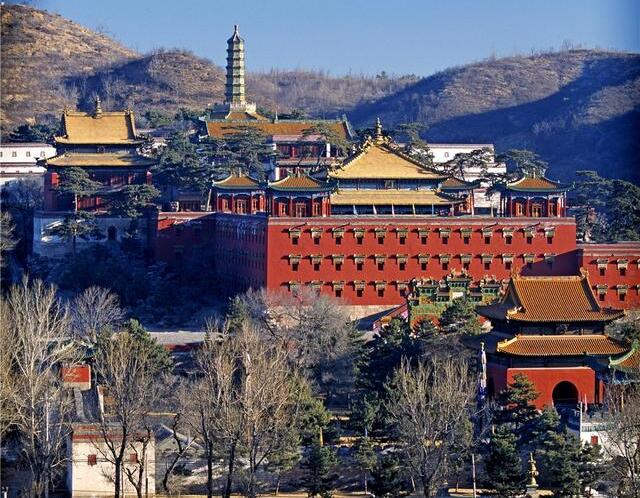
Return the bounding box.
[497,334,629,357]
[206,120,349,139]
[330,141,446,180]
[46,152,155,168]
[477,274,625,323]
[56,110,143,145]
[330,189,459,206]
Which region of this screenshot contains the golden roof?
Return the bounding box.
[213,175,261,189]
[206,119,350,140]
[56,109,143,145]
[330,189,460,206]
[330,137,445,180]
[496,334,628,357]
[609,343,640,372]
[477,274,625,323]
[46,152,155,168]
[506,176,569,192]
[269,175,331,191]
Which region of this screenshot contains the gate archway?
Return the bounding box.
[552,381,579,407]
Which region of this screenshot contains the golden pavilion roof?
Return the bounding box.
[330,189,460,206]
[213,174,261,189]
[330,123,446,181]
[496,334,628,357]
[269,175,331,192]
[46,152,155,168]
[505,176,570,192]
[56,106,143,146]
[477,274,625,323]
[206,119,350,140]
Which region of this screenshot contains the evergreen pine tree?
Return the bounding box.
[484,425,526,497]
[369,452,405,497]
[301,443,338,498]
[538,432,582,497]
[353,437,377,495]
[495,373,540,440]
[439,298,482,335]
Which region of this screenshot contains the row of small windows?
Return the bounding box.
[0,150,47,158]
[595,260,637,277]
[287,253,556,272]
[288,227,557,246]
[287,280,411,298]
[595,284,638,302]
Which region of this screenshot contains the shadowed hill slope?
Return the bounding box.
[349,50,640,182]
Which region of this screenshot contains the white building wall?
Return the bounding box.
[0,143,56,187]
[33,212,152,258]
[67,438,156,497]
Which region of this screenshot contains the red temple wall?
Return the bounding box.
[577,242,640,310]
[154,212,216,263]
[264,217,578,305]
[487,363,603,410]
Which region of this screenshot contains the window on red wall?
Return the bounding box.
[335,289,342,298]
[515,202,524,216]
[295,203,307,217]
[356,262,363,271]
[237,199,247,214]
[621,268,627,276]
[599,268,605,276]
[312,202,321,217]
[251,198,259,212]
[356,289,363,298]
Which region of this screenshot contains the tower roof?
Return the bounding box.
[55,104,143,146]
[330,120,446,181]
[504,176,570,192]
[477,274,625,323]
[227,24,243,43]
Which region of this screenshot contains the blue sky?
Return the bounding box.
[31,0,640,76]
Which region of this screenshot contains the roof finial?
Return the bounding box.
[375,117,382,139]
[94,95,102,117]
[234,24,239,35]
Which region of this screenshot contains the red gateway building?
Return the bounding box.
[477,274,635,409]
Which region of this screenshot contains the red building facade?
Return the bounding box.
[477,275,630,410]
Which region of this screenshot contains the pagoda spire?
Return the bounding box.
[225,24,246,105]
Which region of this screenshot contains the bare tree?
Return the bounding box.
[159,376,197,493]
[70,286,124,343]
[604,384,640,498]
[187,325,243,498]
[4,278,77,498]
[239,287,360,397]
[92,330,162,498]
[186,323,305,498]
[385,357,474,498]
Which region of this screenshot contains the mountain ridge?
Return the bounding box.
[1,4,638,182]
